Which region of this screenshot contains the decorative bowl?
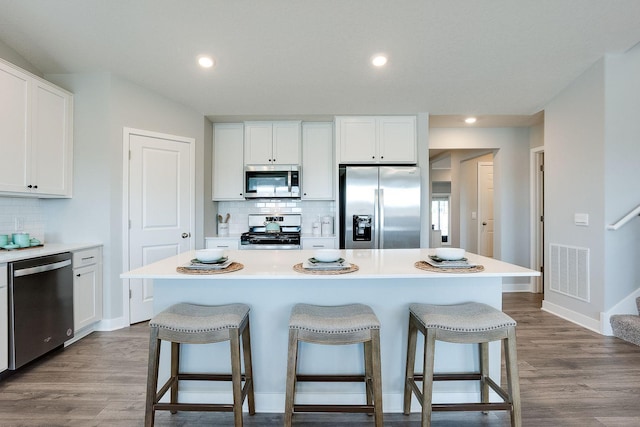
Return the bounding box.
[435,247,465,260]
[313,249,341,263]
[195,248,225,262]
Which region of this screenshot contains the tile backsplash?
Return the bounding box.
[216,200,336,235]
[0,197,45,241]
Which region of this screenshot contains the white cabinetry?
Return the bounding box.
[302,237,337,249]
[205,237,240,250]
[244,121,301,165]
[72,247,103,332]
[302,122,334,200]
[336,116,416,164]
[0,264,7,373]
[0,59,73,197]
[212,123,245,200]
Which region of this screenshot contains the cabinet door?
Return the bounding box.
[213,123,245,200]
[244,122,273,164]
[302,122,333,200]
[0,63,30,193]
[272,121,301,164]
[0,264,7,373]
[31,81,73,196]
[378,116,416,164]
[73,262,103,331]
[337,117,377,163]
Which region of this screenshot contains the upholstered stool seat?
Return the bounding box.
[145,303,255,427]
[284,303,383,427]
[404,302,521,427]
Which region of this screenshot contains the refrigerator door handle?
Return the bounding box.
[378,188,384,248]
[373,189,379,248]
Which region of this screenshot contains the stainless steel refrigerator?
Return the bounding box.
[339,165,421,249]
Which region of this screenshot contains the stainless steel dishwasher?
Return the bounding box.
[8,252,74,370]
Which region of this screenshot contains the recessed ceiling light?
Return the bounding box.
[371,55,388,67]
[198,55,215,68]
[464,117,477,124]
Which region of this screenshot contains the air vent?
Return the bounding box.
[549,244,590,301]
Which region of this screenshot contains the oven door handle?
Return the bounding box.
[13,259,72,278]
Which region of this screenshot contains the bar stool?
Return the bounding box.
[403,302,521,427]
[144,303,255,427]
[284,303,383,427]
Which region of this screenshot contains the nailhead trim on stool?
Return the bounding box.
[403,302,521,427]
[144,303,255,427]
[284,303,383,427]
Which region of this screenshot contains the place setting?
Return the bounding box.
[415,247,484,273]
[293,249,359,275]
[176,249,244,274]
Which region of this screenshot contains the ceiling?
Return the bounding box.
[1,0,640,126]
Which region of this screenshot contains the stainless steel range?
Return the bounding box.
[240,214,301,250]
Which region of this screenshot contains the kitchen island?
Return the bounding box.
[121,248,537,413]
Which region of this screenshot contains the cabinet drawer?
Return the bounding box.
[302,238,336,250]
[205,238,240,250]
[72,247,101,267]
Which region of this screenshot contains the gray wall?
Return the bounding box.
[544,43,640,322]
[42,72,206,323]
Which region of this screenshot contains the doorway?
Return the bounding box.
[122,128,195,324]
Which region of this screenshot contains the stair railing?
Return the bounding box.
[607,204,640,230]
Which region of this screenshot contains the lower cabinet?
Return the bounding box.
[205,237,240,250]
[72,247,103,332]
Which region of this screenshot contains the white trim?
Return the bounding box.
[541,299,602,334]
[121,127,196,326]
[530,146,544,293]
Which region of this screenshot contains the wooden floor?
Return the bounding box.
[1,293,640,426]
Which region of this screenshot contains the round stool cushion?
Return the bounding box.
[151,303,250,334]
[409,302,516,333]
[289,303,380,334]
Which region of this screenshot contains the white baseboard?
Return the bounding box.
[94,316,127,331]
[541,300,602,334]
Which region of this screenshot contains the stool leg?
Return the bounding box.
[241,318,256,415]
[230,327,244,427]
[370,329,384,427]
[403,315,418,415]
[170,342,180,412]
[505,328,522,427]
[145,327,160,427]
[364,340,373,410]
[480,341,489,409]
[421,329,436,427]
[284,329,299,427]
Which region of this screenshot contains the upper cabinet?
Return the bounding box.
[336,116,416,164]
[244,121,301,165]
[212,123,245,200]
[302,122,334,200]
[0,59,73,198]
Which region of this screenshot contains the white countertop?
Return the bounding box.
[121,248,538,280]
[0,243,102,263]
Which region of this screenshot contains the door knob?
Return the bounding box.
[482,222,487,226]
[181,232,191,238]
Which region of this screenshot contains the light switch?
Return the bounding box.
[471,211,477,220]
[574,213,589,226]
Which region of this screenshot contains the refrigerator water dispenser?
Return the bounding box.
[353,215,372,241]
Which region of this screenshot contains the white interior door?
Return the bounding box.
[478,162,494,257]
[127,130,193,324]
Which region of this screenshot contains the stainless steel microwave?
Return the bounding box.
[244,165,301,199]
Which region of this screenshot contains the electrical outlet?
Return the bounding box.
[14,217,24,231]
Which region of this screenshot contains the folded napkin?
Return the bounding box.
[302,259,349,270]
[182,259,233,270]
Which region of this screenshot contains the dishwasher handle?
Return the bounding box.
[13,259,72,278]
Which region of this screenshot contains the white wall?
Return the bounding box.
[0,39,42,76]
[42,72,206,324]
[428,127,531,270]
